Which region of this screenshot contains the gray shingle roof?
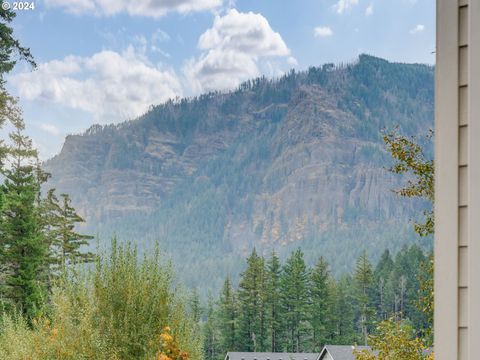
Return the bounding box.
[320,345,372,360]
[226,352,321,360]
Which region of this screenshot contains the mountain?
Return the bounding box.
[45,55,434,294]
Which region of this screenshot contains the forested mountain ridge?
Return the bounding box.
[44,55,434,292]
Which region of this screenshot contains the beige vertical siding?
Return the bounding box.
[435,0,459,358]
[468,0,480,358]
[436,0,479,359]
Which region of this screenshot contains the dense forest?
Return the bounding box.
[201,245,432,359]
[45,54,434,297]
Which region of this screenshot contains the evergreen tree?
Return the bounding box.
[0,4,35,78]
[204,295,220,360]
[0,0,36,157]
[354,251,375,345]
[218,277,237,353]
[207,244,433,354]
[390,246,426,326]
[190,287,202,326]
[0,93,20,165]
[310,256,333,350]
[374,250,394,321]
[237,249,267,351]
[0,125,48,319]
[265,250,283,351]
[280,249,310,352]
[44,190,94,272]
[0,9,39,318]
[331,276,356,345]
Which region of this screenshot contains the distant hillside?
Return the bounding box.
[45,55,434,294]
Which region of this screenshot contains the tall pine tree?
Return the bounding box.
[190,287,202,326]
[374,249,394,321]
[218,277,237,353]
[281,249,310,352]
[237,249,267,351]
[0,124,49,319]
[310,256,333,350]
[354,251,375,345]
[265,251,283,352]
[43,190,94,273]
[204,295,221,360]
[331,276,356,345]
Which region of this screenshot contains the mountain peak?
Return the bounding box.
[45,57,433,292]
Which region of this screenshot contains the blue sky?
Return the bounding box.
[6,0,435,159]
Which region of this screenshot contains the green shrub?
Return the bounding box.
[0,241,202,360]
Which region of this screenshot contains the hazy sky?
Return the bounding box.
[6,0,435,159]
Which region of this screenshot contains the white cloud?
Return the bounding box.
[287,56,298,66]
[11,48,182,122]
[40,123,61,136]
[184,9,291,93]
[197,9,289,56]
[333,0,359,14]
[314,26,333,38]
[44,0,222,17]
[410,24,425,34]
[184,50,258,93]
[365,3,373,16]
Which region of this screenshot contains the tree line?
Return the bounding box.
[202,245,432,359]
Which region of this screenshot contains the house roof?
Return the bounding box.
[225,352,321,360]
[320,345,372,360]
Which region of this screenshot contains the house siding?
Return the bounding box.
[436,0,479,359]
[468,0,480,358]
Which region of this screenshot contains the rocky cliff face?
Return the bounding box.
[45,55,434,290]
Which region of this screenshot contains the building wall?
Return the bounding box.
[435,0,479,359]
